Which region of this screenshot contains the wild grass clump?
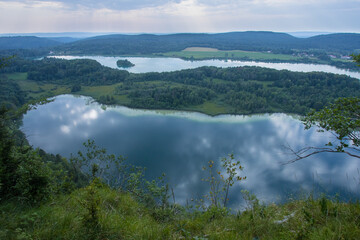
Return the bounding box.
[1,184,360,239]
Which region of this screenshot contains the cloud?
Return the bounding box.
[82,109,99,120]
[0,0,359,33]
[0,0,66,10]
[60,125,71,134]
[0,0,182,11]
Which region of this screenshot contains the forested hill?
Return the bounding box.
[1,32,359,56]
[55,31,360,55]
[0,36,63,50]
[303,33,360,52]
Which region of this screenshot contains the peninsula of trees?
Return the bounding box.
[1,57,359,115]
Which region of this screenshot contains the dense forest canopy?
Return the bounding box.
[121,66,360,113]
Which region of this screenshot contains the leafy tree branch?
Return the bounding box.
[286,96,360,163]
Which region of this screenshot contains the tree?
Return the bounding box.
[350,54,360,66]
[0,56,13,68]
[286,54,360,163]
[287,97,360,163]
[71,84,81,92]
[202,154,246,208]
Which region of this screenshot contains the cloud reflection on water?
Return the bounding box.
[22,95,360,208]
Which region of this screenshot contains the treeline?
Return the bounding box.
[2,32,360,56]
[26,58,128,85]
[178,53,359,72]
[56,32,360,55]
[0,57,129,86]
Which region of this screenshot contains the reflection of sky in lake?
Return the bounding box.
[51,56,360,79]
[22,95,360,208]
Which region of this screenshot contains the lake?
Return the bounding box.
[22,95,360,209]
[52,56,360,79]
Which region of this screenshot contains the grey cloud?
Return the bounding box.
[3,0,182,10]
[73,0,181,10]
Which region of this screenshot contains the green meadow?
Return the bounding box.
[161,48,302,61]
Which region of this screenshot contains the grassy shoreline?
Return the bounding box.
[0,73,269,116]
[4,68,359,117]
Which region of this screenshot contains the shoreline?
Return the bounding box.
[48,53,360,73]
[55,93,304,119]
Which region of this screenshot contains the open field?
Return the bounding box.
[4,72,28,81]
[161,48,301,61]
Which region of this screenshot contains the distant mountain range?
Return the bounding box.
[0,32,118,38]
[0,36,62,50]
[56,31,360,55]
[0,31,359,55]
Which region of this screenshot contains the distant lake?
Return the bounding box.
[22,95,360,208]
[52,56,360,79]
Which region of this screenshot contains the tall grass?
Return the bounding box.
[1,186,360,239]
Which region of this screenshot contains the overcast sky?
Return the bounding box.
[0,0,359,34]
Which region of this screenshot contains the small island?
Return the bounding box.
[117,59,135,68]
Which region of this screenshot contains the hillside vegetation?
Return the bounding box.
[2,185,360,240]
[1,55,360,239]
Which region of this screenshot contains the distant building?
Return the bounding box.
[341,56,352,60]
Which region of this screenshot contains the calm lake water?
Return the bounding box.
[52,55,360,79]
[22,95,360,208]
